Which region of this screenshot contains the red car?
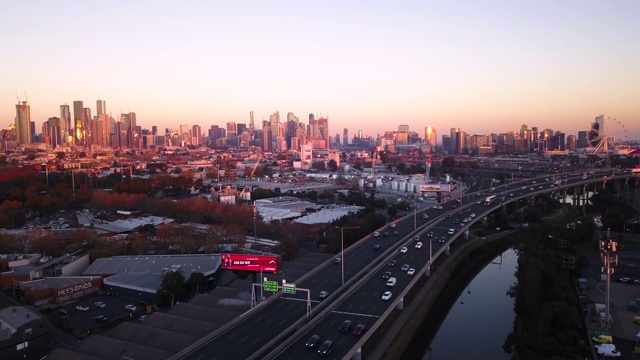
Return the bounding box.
[353,324,366,336]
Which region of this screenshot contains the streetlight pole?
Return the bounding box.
[162,290,175,308]
[336,226,359,286]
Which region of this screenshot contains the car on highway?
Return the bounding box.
[439,237,446,243]
[58,309,69,316]
[448,229,455,235]
[138,315,147,322]
[94,301,107,308]
[353,324,366,336]
[76,305,89,312]
[393,231,399,236]
[400,247,408,253]
[339,320,353,333]
[414,235,421,241]
[382,291,392,301]
[446,213,452,218]
[318,340,334,356]
[319,291,329,300]
[407,268,416,276]
[390,223,397,228]
[125,305,137,311]
[334,257,342,264]
[415,242,423,249]
[94,315,109,323]
[382,271,392,279]
[383,232,389,237]
[373,244,381,251]
[427,232,434,238]
[305,334,321,349]
[372,231,380,237]
[401,264,410,271]
[422,214,429,219]
[388,260,396,267]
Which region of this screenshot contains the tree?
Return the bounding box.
[186,272,208,296]
[327,159,338,172]
[274,234,299,261]
[156,270,185,307]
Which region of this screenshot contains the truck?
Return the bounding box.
[484,195,497,206]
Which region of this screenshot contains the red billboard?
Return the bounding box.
[220,254,280,274]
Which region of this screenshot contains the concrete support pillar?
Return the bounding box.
[572,186,578,207]
[352,347,362,360]
[444,246,450,256]
[425,263,431,277]
[463,228,469,240]
[397,297,404,310]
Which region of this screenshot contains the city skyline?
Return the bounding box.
[2,1,639,140]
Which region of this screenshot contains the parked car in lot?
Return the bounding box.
[594,344,621,357]
[125,305,137,311]
[94,301,107,308]
[76,305,89,312]
[305,334,321,349]
[618,277,632,283]
[382,291,392,301]
[94,315,109,323]
[339,320,353,333]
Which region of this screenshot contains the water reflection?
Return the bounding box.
[424,248,518,360]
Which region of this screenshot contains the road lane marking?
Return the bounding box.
[332,310,380,318]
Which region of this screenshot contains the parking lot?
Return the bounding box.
[55,293,150,335]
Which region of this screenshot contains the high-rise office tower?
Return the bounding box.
[192,125,201,146]
[398,125,409,133]
[83,108,91,146]
[249,111,255,135]
[425,126,437,146]
[60,104,71,146]
[44,117,62,148]
[97,99,106,117]
[450,128,461,154]
[343,128,349,146]
[73,101,85,146]
[15,101,31,145]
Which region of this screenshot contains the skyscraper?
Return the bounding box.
[97,99,106,117]
[15,101,31,145]
[73,101,84,146]
[60,104,71,146]
[425,126,437,146]
[343,128,349,146]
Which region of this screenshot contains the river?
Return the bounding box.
[422,248,518,360]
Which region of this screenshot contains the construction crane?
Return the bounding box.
[250,153,263,178]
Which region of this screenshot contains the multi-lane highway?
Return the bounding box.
[177,168,635,360]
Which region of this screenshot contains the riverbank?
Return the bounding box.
[365,230,516,359]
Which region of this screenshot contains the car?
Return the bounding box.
[439,237,446,243]
[94,315,109,323]
[446,213,452,218]
[381,291,392,300]
[125,305,137,311]
[352,324,366,336]
[618,277,632,283]
[594,344,621,357]
[319,291,329,300]
[138,315,147,322]
[382,271,392,279]
[448,229,455,235]
[401,264,410,271]
[415,242,423,249]
[390,223,397,228]
[451,205,457,209]
[305,334,321,349]
[453,219,459,224]
[58,309,69,316]
[414,235,421,241]
[393,231,399,236]
[400,246,408,253]
[373,244,381,251]
[427,232,434,238]
[388,260,396,267]
[422,214,429,219]
[94,301,107,308]
[335,257,342,264]
[383,232,389,237]
[470,213,476,218]
[372,231,380,237]
[75,305,89,312]
[634,316,640,325]
[317,340,334,356]
[339,320,353,333]
[407,268,416,276]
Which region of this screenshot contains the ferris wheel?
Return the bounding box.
[588,115,628,155]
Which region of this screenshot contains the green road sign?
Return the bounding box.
[264,281,278,292]
[283,284,296,294]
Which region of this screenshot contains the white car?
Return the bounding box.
[372,231,380,237]
[407,268,416,276]
[390,223,397,228]
[125,305,137,311]
[415,242,423,249]
[400,247,408,253]
[422,214,429,219]
[595,344,621,357]
[94,302,107,309]
[75,305,89,312]
[319,291,329,300]
[381,291,392,301]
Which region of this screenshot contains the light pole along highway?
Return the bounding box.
[336,226,359,286]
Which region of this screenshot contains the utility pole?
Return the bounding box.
[336,226,359,286]
[600,229,617,326]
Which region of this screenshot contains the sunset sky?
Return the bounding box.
[1,0,639,141]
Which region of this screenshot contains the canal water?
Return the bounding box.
[421,248,518,360]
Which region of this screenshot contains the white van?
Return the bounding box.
[386,277,397,287]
